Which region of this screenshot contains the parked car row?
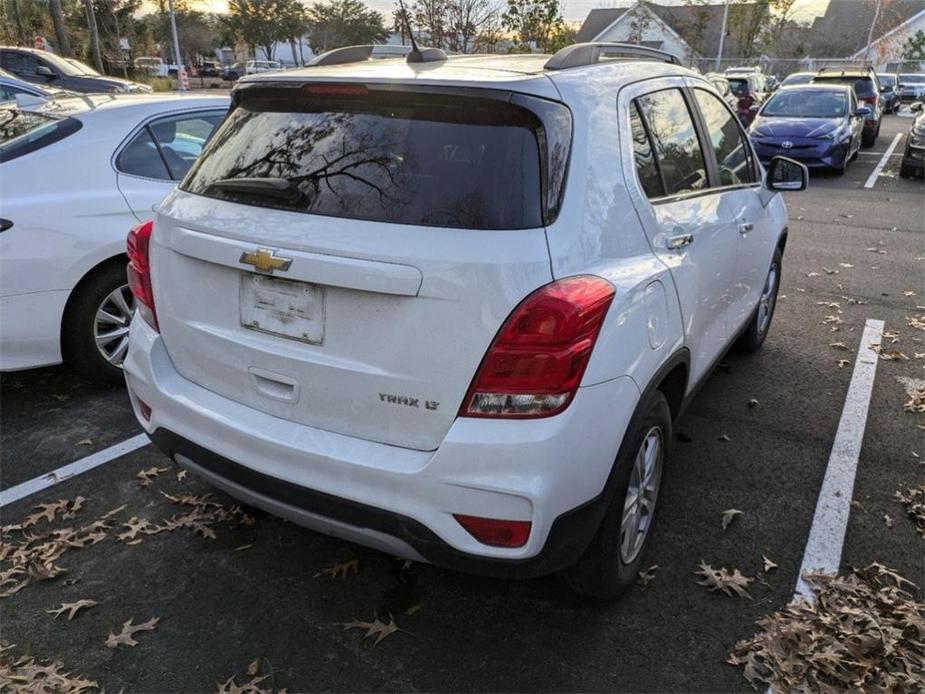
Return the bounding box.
[1,46,152,94]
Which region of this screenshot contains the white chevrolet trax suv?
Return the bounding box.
[124,43,806,599]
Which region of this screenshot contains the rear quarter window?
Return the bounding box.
[0,109,82,163]
[182,86,571,230]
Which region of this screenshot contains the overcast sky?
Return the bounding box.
[153,0,831,24]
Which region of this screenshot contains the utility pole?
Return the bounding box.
[715,0,730,72]
[167,0,185,91]
[863,0,883,62]
[83,0,104,72]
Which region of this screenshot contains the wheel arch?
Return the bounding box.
[59,253,128,353]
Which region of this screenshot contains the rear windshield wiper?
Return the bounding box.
[208,177,303,203]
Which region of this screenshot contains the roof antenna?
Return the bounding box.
[396,0,447,64]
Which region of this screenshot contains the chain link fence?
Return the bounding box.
[692,56,925,77]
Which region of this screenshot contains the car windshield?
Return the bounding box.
[878,75,895,87]
[761,90,847,118]
[37,51,100,77]
[812,76,875,97]
[728,78,749,95]
[183,86,571,230]
[781,73,812,86]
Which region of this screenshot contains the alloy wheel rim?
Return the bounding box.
[93,284,135,367]
[619,426,663,564]
[756,262,778,336]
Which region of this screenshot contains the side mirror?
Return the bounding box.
[855,106,872,117]
[35,65,55,79]
[911,102,924,113]
[766,156,808,192]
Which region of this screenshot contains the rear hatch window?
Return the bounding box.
[812,76,876,98]
[0,108,81,162]
[182,85,571,230]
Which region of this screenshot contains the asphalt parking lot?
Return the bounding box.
[1,112,923,692]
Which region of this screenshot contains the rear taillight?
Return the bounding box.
[460,275,615,419]
[126,220,158,331]
[454,514,531,548]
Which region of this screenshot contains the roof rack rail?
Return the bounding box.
[817,61,874,72]
[544,42,680,71]
[305,45,375,67]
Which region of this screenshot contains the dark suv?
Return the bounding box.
[877,73,901,112]
[811,67,881,146]
[0,46,150,94]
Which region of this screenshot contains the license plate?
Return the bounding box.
[240,274,324,344]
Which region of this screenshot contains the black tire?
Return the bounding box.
[61,262,132,384]
[861,126,877,148]
[899,161,915,178]
[560,391,672,600]
[740,247,782,353]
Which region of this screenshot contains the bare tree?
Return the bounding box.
[446,0,500,53]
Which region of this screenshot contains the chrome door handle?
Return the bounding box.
[666,233,693,249]
[738,221,754,234]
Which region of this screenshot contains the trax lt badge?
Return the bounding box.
[781,141,793,150]
[239,248,293,274]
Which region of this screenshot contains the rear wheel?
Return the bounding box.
[560,391,671,600]
[62,263,134,384]
[740,247,781,353]
[900,161,916,178]
[861,122,879,148]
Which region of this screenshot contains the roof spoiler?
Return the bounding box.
[305,44,446,68]
[544,42,680,71]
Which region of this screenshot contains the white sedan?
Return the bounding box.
[0,92,229,381]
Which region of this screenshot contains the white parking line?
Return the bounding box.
[0,433,149,507]
[793,319,884,599]
[863,134,903,188]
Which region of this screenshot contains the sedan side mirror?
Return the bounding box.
[855,106,872,117]
[766,156,808,192]
[35,65,55,79]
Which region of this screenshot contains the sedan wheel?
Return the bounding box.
[93,284,135,367]
[619,426,663,564]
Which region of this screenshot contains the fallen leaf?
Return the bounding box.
[829,342,851,351]
[718,433,730,442]
[336,614,402,646]
[136,466,170,487]
[821,267,839,275]
[895,485,925,536]
[76,438,93,446]
[105,617,159,648]
[747,398,759,408]
[0,644,97,692]
[47,599,97,621]
[246,658,261,677]
[176,470,188,482]
[883,514,895,529]
[837,359,850,368]
[837,263,854,268]
[234,544,253,552]
[721,509,744,531]
[694,561,752,599]
[637,565,658,587]
[762,555,777,573]
[314,559,358,579]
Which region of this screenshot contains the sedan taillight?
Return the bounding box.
[126,220,158,331]
[460,276,615,419]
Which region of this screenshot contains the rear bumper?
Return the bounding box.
[124,317,641,578]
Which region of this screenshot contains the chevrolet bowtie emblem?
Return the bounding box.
[239,248,292,274]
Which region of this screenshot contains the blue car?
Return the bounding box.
[748,85,868,175]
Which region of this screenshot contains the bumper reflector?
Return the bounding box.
[138,398,152,421]
[453,514,531,548]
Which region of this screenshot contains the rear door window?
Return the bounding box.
[183,87,571,230]
[2,52,45,78]
[117,110,225,181]
[634,89,708,196]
